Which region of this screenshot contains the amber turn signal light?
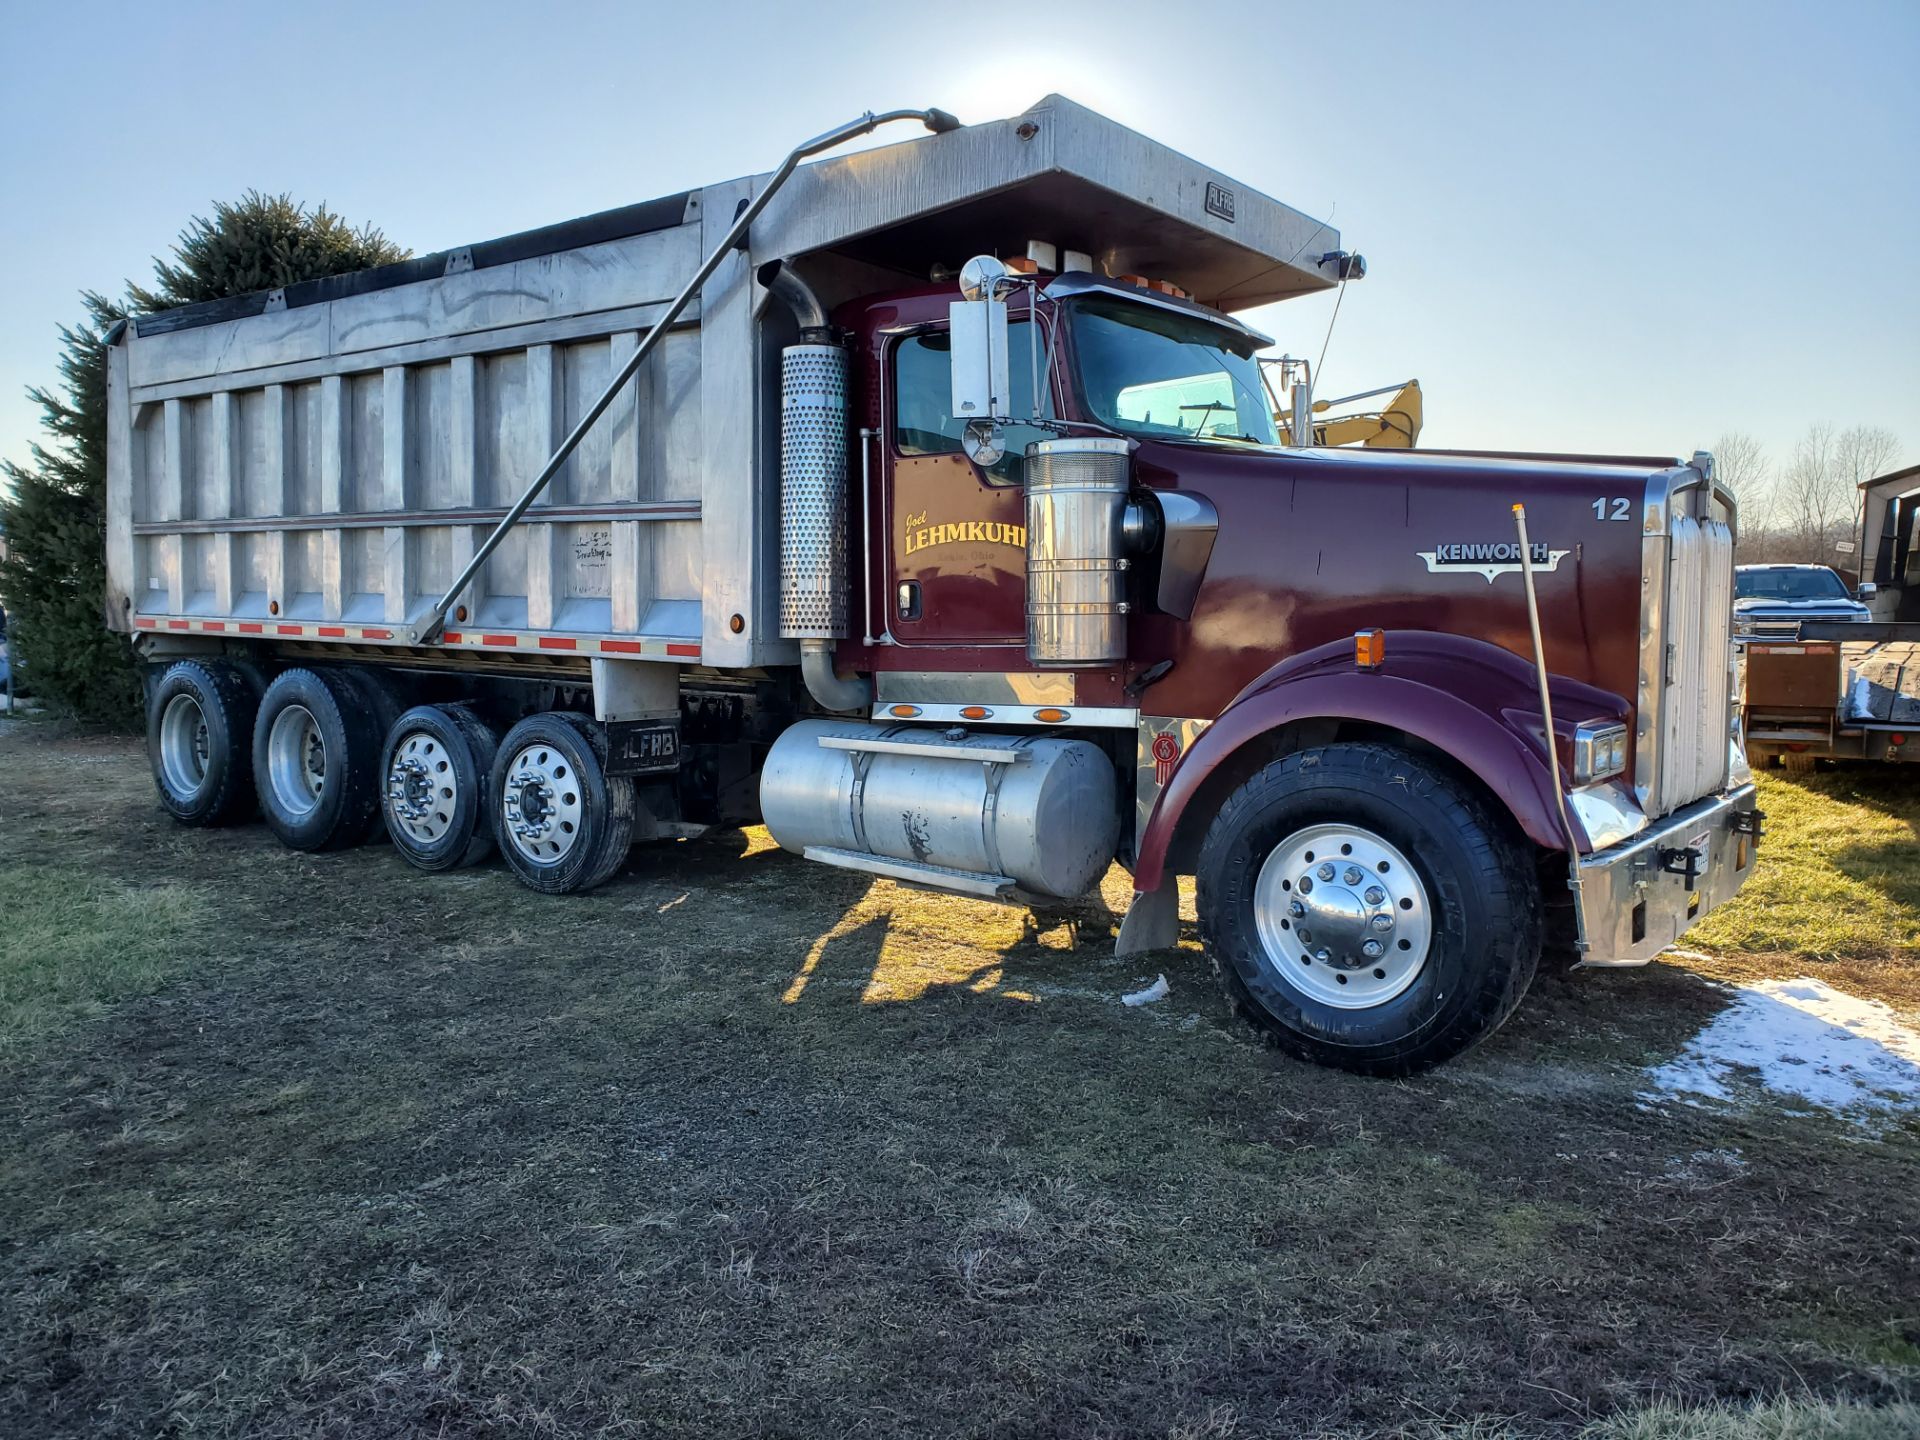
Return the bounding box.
[1033,708,1069,723]
[959,706,991,720]
[1354,629,1385,670]
[889,704,922,718]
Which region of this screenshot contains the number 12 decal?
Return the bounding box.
[1591,497,1631,521]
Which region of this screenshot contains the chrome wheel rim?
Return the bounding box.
[501,742,583,865]
[386,729,458,847]
[266,704,326,819]
[158,693,209,798]
[1253,822,1433,1009]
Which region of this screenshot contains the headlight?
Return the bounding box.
[1573,722,1629,784]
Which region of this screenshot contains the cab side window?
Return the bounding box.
[893,323,1054,486]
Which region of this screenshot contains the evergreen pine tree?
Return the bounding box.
[0,197,406,722]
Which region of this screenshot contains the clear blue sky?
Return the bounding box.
[2,0,1914,481]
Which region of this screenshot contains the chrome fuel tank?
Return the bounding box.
[760,719,1121,899]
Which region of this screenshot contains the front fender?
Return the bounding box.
[1132,632,1627,893]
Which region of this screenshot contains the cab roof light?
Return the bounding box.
[1025,240,1057,273]
[1354,629,1386,670]
[1004,256,1039,275]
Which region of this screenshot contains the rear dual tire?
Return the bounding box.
[251,668,386,852]
[147,660,260,826]
[380,704,500,872]
[491,711,635,895]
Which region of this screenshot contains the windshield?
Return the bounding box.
[1068,298,1279,446]
[1735,568,1850,601]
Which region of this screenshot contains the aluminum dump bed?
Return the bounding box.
[105,95,1343,671]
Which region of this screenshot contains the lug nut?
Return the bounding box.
[1317,863,1335,882]
[1344,866,1364,885]
[1362,939,1384,959]
[1299,877,1314,894]
[1371,914,1394,932]
[1298,928,1313,944]
[1364,886,1386,906]
[1288,899,1306,918]
[1314,948,1332,963]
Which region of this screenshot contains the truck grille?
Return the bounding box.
[1652,506,1736,813]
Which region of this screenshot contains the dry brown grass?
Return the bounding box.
[0,730,1915,1438]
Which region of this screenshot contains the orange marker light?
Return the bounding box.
[889,704,922,719]
[1354,629,1386,670]
[1004,256,1039,275]
[960,706,991,720]
[1033,708,1069,723]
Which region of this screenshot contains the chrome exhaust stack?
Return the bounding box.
[762,259,872,714]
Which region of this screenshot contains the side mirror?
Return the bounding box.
[950,255,1011,464]
[1858,583,1878,601]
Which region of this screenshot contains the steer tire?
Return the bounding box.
[251,668,385,852]
[380,704,500,872]
[147,659,260,826]
[1197,743,1542,1076]
[491,711,636,895]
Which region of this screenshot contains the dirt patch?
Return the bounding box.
[1,731,1916,1438]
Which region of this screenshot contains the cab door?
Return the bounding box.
[885,322,1054,648]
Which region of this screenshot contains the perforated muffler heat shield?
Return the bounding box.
[778,343,850,639]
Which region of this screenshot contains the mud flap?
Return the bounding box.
[1115,885,1180,957]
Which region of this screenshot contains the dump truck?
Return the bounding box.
[106,96,1760,1074]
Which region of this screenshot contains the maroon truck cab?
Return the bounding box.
[769,266,1758,1073]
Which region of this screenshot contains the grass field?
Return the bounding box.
[0,724,1915,1438]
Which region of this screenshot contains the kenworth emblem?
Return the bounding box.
[1417,541,1570,583]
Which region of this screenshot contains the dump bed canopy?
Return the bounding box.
[107,96,1344,671]
[130,94,1342,349]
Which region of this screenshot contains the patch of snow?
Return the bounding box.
[1121,974,1170,1008]
[1845,671,1873,722]
[1661,948,1715,966]
[1645,977,1920,1121]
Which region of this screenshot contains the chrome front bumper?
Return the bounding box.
[1573,783,1760,967]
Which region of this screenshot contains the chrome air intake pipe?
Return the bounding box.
[1025,437,1133,666]
[762,259,873,714]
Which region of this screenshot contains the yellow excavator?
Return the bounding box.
[1260,357,1423,448]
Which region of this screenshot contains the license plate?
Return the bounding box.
[607,719,680,775]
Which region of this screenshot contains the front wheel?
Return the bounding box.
[1197,743,1541,1076]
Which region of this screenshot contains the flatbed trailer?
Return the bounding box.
[1744,622,1920,767]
